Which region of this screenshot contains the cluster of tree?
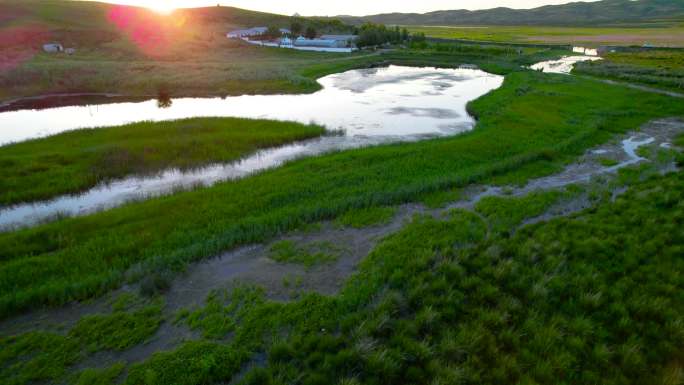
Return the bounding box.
[289,21,318,39]
[354,23,425,48]
[264,21,318,39]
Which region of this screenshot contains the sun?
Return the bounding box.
[144,1,177,14]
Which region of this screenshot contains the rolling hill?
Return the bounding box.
[337,0,684,26]
[0,0,349,52]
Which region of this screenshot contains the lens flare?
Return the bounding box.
[147,3,176,15]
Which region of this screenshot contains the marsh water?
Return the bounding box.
[0,66,502,145]
[0,66,503,229]
[530,53,601,75]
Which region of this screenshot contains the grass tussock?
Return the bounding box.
[335,207,397,229]
[269,240,342,268]
[128,170,684,385]
[0,294,163,385]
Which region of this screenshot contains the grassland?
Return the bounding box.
[163,167,684,385]
[1,68,683,319]
[574,49,684,92]
[0,0,362,101]
[0,117,325,206]
[4,158,683,385]
[407,24,684,47]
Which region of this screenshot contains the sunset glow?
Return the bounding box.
[133,1,178,14]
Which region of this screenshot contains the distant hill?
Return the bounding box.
[0,0,349,30]
[0,0,350,56]
[338,0,684,26]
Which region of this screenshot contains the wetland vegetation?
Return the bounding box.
[574,49,684,92]
[0,118,325,205]
[1,70,683,320]
[2,1,684,384]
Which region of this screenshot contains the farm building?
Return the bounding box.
[294,36,353,48]
[321,35,358,46]
[43,43,64,53]
[227,27,291,39]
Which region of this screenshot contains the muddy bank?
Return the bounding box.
[0,93,129,113]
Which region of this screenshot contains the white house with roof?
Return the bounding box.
[228,26,358,53]
[43,43,64,53]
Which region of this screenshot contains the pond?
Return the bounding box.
[0,65,503,229]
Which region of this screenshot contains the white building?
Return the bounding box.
[227,27,267,39]
[227,27,291,39]
[43,43,63,53]
[294,36,357,48]
[321,35,358,46]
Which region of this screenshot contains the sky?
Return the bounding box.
[89,0,601,16]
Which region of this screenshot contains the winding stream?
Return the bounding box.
[0,66,503,229]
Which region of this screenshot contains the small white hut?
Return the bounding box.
[43,43,64,53]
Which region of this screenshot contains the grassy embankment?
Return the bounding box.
[4,147,684,385]
[407,23,684,47]
[1,69,683,319]
[0,118,325,206]
[574,49,684,92]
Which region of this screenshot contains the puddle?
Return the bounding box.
[0,66,503,229]
[530,55,602,74]
[531,48,601,74]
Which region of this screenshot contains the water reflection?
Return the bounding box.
[0,66,503,229]
[0,66,503,146]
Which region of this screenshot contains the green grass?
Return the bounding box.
[599,157,620,167]
[70,298,163,352]
[408,24,684,47]
[418,187,462,208]
[49,166,678,385]
[127,168,684,385]
[2,139,682,385]
[269,240,341,267]
[0,117,325,205]
[0,294,163,385]
[475,190,571,235]
[575,49,684,92]
[1,70,683,319]
[335,206,397,229]
[74,362,126,385]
